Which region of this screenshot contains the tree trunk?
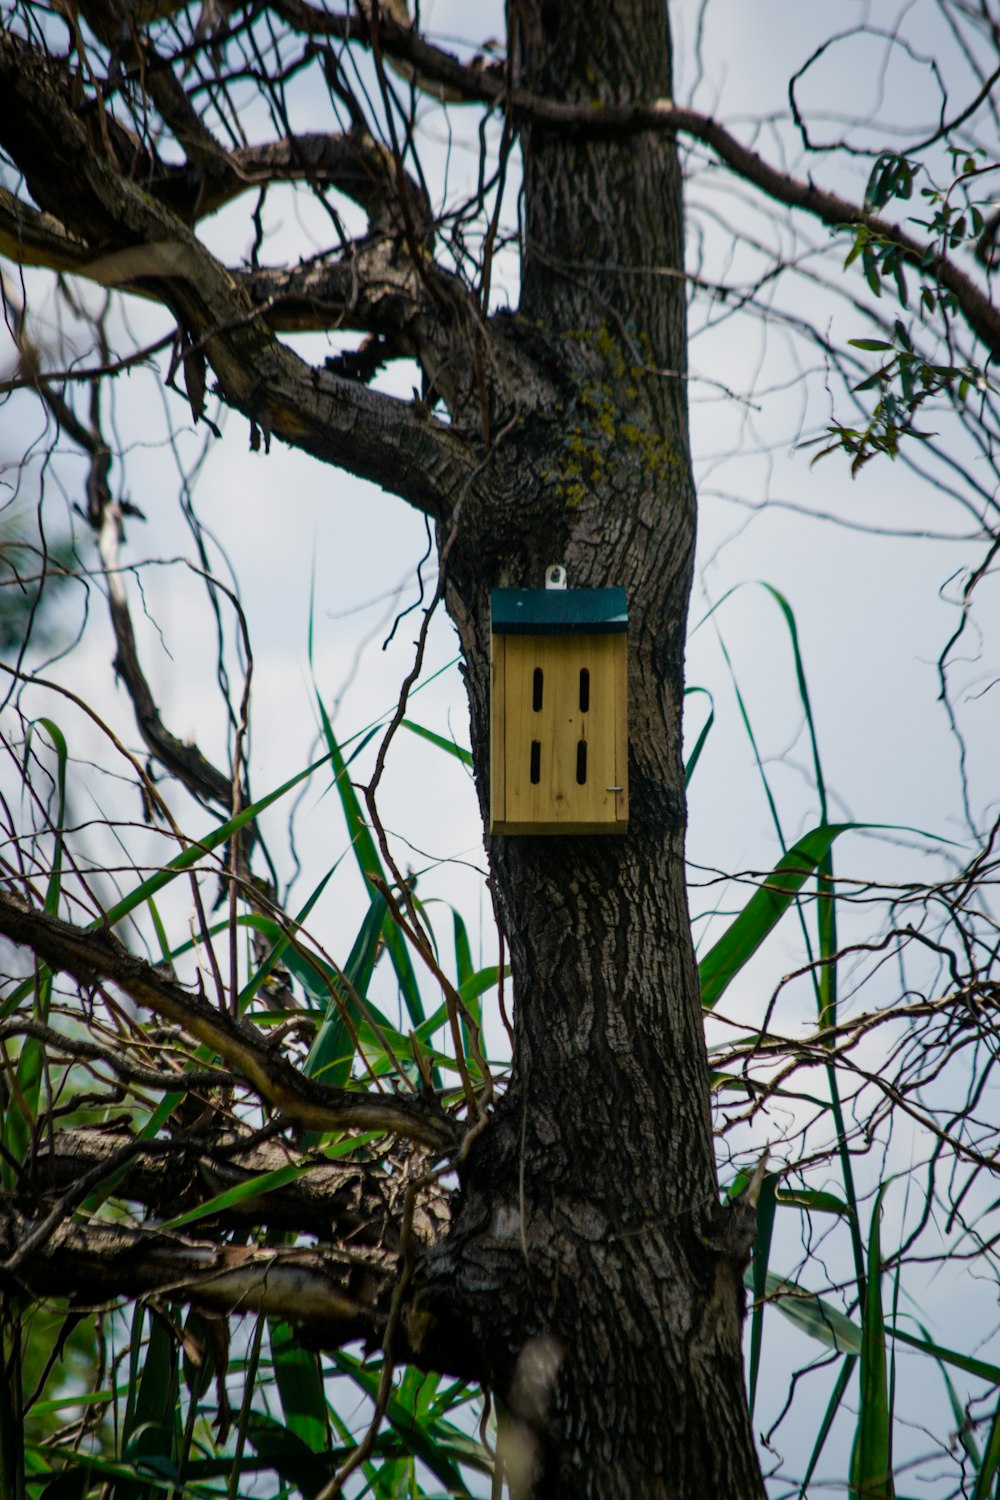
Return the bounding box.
[411,2,767,1495]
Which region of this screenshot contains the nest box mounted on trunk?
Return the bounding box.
[490,575,629,835]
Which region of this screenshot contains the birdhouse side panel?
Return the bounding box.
[489,634,508,829]
[612,630,628,828]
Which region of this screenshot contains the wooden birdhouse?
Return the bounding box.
[490,581,628,835]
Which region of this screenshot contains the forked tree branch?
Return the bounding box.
[0,32,476,519]
[0,187,452,344]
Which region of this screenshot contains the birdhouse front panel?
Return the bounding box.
[490,588,628,835]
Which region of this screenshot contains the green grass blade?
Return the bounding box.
[313,690,425,1029]
[453,910,474,990]
[159,1162,315,1232]
[328,1350,472,1496]
[851,1185,895,1500]
[305,892,386,1087]
[748,1172,777,1416]
[749,1269,862,1356]
[0,749,335,1020]
[33,718,67,921]
[929,1329,981,1475]
[245,1408,330,1494]
[459,966,505,1005]
[101,752,333,933]
[3,1017,43,1185]
[799,1356,857,1500]
[238,861,341,1013]
[683,686,715,785]
[888,1328,1000,1386]
[972,1391,1000,1500]
[401,719,472,766]
[269,1321,330,1456]
[145,897,173,966]
[757,586,828,822]
[1,721,68,1183]
[120,1309,179,1500]
[775,1187,850,1217]
[157,1135,379,1231]
[699,824,850,1009]
[757,1266,1000,1386]
[698,819,948,1014]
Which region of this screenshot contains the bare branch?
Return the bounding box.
[0,889,462,1153]
[199,136,433,232]
[34,1125,451,1244]
[0,31,475,518]
[271,6,1000,360]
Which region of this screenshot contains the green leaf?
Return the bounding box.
[684,686,715,785]
[314,694,426,1030]
[930,1332,982,1475]
[972,1392,1000,1500]
[401,719,473,766]
[453,910,475,990]
[748,1173,777,1415]
[33,718,67,920]
[269,1322,330,1457]
[238,862,340,1013]
[799,1357,857,1500]
[158,1161,315,1231]
[305,892,387,1088]
[844,232,866,269]
[750,1269,861,1356]
[0,747,337,1022]
[2,721,69,1181]
[888,1327,1000,1387]
[848,339,894,351]
[852,1184,895,1500]
[119,1309,179,1500]
[245,1409,330,1494]
[459,966,506,1004]
[328,1351,473,1496]
[775,1187,849,1217]
[698,824,850,1010]
[759,1265,1000,1387]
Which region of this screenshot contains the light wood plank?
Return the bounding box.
[493,633,627,834]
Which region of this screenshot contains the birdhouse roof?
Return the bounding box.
[491,587,628,635]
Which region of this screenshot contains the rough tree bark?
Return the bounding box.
[0,0,768,1493]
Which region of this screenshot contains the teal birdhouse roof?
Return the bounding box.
[491,588,628,636]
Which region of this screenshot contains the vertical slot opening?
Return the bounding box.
[532,667,544,712]
[576,740,587,784]
[530,740,541,784]
[579,668,590,713]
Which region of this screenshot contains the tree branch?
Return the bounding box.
[271,5,1000,361]
[0,31,475,519]
[0,185,455,355]
[0,1206,391,1339]
[31,1124,450,1245]
[197,136,433,233]
[0,889,461,1153]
